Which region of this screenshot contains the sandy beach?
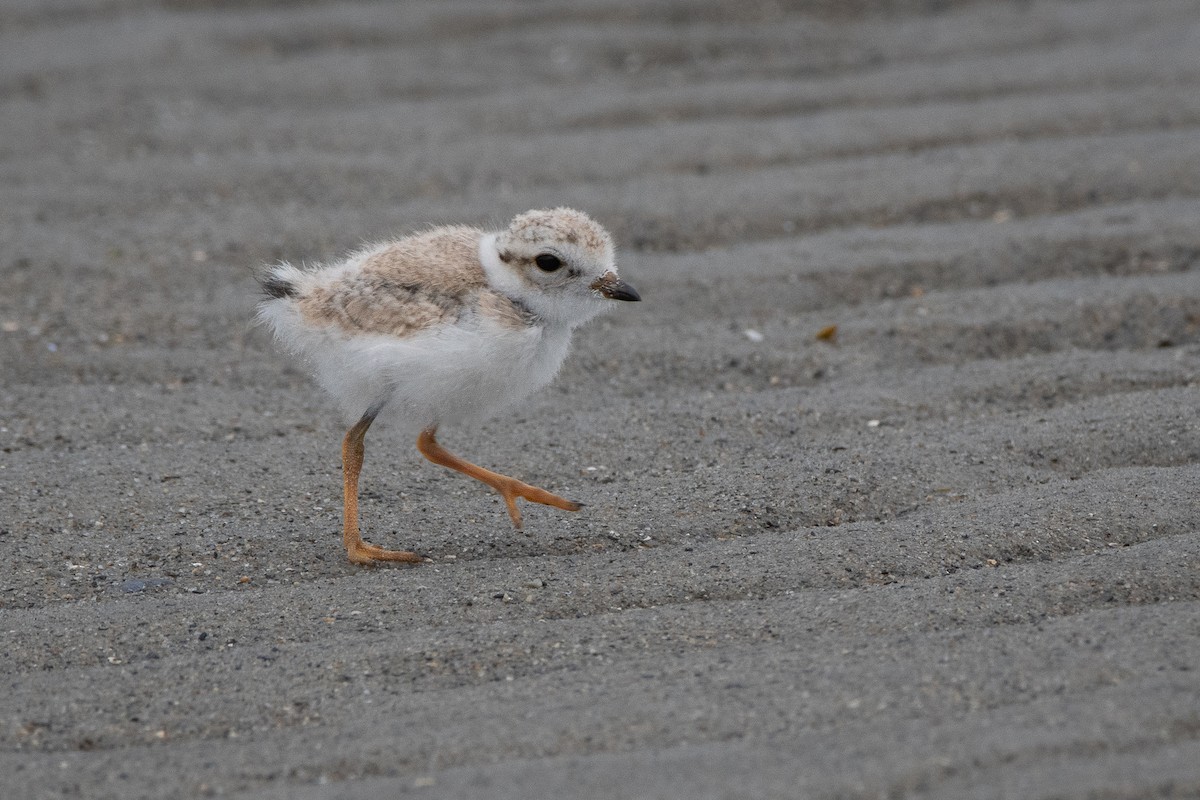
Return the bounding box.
[1,1,1198,797]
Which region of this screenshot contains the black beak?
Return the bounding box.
[591,272,641,302]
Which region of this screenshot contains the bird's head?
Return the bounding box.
[483,207,639,326]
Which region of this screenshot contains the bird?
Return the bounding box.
[256,208,640,564]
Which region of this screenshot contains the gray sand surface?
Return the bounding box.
[2,1,1199,797]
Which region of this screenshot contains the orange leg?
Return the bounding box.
[416,427,582,529]
[342,415,424,565]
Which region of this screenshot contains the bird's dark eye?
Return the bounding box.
[534,253,562,272]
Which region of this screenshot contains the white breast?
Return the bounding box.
[298,311,573,428]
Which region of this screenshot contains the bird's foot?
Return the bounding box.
[495,478,583,529]
[346,540,426,565]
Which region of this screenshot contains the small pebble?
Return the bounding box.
[120,577,172,593]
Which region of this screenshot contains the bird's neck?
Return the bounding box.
[478,233,515,292]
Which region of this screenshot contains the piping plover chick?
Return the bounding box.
[257,208,640,564]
